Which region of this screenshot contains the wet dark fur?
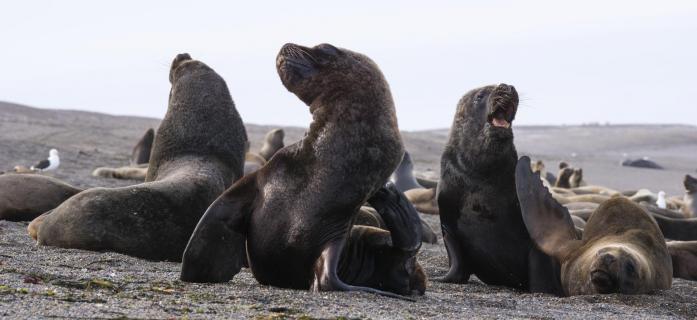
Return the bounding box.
[0,174,82,221]
[180,44,425,297]
[437,84,560,293]
[33,54,247,261]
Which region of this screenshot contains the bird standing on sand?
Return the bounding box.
[31,149,60,171]
[656,191,667,209]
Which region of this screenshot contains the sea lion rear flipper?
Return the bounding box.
[311,237,416,301]
[367,183,422,252]
[180,174,257,283]
[515,156,581,260]
[667,241,697,281]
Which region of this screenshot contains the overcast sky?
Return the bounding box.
[1,1,695,130]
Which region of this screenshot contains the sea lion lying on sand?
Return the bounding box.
[92,128,155,181]
[180,43,425,299]
[516,156,673,295]
[29,53,247,261]
[0,174,82,221]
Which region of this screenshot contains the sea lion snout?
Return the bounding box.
[487,84,519,128]
[169,53,193,83]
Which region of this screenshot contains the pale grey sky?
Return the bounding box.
[1,1,695,130]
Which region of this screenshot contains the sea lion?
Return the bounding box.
[666,241,697,280]
[629,189,658,204]
[243,152,267,175]
[30,54,248,261]
[180,43,425,298]
[92,165,148,180]
[650,215,697,241]
[404,187,438,215]
[0,174,82,221]
[437,84,561,293]
[569,168,585,188]
[130,128,155,166]
[13,165,35,174]
[415,177,438,189]
[516,156,673,295]
[391,151,424,192]
[565,202,599,211]
[571,186,619,196]
[554,167,574,189]
[356,206,438,244]
[683,175,697,218]
[531,160,557,186]
[258,128,285,161]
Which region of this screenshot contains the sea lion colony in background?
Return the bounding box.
[0,43,696,302]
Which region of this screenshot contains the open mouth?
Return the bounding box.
[487,105,516,129]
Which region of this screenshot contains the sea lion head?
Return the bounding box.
[570,168,583,188]
[685,175,697,194]
[586,243,649,294]
[276,43,388,109]
[457,83,518,140]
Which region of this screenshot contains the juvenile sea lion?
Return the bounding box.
[391,151,424,192]
[258,128,285,161]
[180,43,425,298]
[683,175,697,218]
[437,84,561,293]
[30,54,247,261]
[0,174,82,221]
[516,156,672,295]
[130,128,155,166]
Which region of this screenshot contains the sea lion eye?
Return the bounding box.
[474,91,487,104]
[315,43,340,57]
[624,261,637,276]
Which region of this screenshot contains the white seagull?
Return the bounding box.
[656,191,667,209]
[31,149,60,171]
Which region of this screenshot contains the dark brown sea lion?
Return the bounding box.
[356,206,438,244]
[569,168,584,188]
[555,167,574,189]
[30,53,247,261]
[130,128,155,166]
[180,43,425,299]
[667,241,697,281]
[516,156,673,295]
[258,128,285,161]
[0,174,82,221]
[683,174,697,218]
[437,84,561,293]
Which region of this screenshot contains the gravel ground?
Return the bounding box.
[1,102,697,319]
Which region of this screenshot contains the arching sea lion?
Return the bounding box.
[258,128,285,161]
[130,128,155,166]
[29,54,247,261]
[516,156,673,295]
[180,43,425,298]
[0,174,82,221]
[438,83,561,293]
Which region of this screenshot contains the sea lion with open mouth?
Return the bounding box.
[180,43,425,299]
[438,83,561,293]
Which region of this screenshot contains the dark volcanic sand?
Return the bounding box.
[1,102,697,319]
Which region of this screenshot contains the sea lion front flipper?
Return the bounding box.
[180,174,258,283]
[367,183,422,252]
[515,156,581,260]
[667,241,697,281]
